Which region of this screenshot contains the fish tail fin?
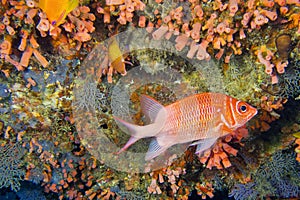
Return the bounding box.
[114,94,167,155]
[145,138,169,161]
[114,116,164,153]
[114,116,165,138]
[116,136,139,154]
[114,94,167,137]
[114,116,145,138]
[114,117,145,154]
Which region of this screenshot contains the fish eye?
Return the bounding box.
[239,105,247,113]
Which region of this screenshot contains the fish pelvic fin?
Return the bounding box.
[191,137,218,155]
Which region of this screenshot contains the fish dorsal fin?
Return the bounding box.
[145,138,168,161]
[194,137,218,155]
[140,95,166,124]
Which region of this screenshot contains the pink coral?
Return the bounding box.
[229,0,238,16]
[195,182,214,199]
[175,34,189,51]
[198,126,249,169]
[260,9,278,21]
[257,47,274,75]
[196,39,211,60]
[91,0,300,65]
[190,22,201,41]
[99,0,145,25]
[152,25,168,40]
[275,60,288,74]
[0,0,53,71]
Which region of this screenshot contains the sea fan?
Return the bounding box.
[0,143,25,192]
[229,150,300,199]
[229,183,258,200]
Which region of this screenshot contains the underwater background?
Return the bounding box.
[0,0,300,199]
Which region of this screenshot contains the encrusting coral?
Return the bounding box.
[0,0,96,75]
[198,126,249,170]
[0,0,49,71]
[0,0,300,199]
[91,0,300,83]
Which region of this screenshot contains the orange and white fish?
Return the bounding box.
[114,93,257,161]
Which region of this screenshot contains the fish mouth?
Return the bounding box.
[253,109,258,116]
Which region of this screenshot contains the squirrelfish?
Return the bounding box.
[38,0,78,26]
[115,93,257,161]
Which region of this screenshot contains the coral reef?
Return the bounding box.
[0,0,95,75]
[72,77,108,112]
[16,182,46,200]
[198,126,249,170]
[0,143,25,192]
[0,0,49,71]
[279,60,300,98]
[0,0,300,199]
[229,183,258,200]
[97,0,300,61]
[230,150,300,199]
[296,137,300,162]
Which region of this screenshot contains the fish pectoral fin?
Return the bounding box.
[140,95,167,124]
[222,126,233,135]
[145,138,168,161]
[189,140,204,146]
[195,137,218,155]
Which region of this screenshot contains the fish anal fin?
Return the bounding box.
[140,95,166,124]
[145,138,169,161]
